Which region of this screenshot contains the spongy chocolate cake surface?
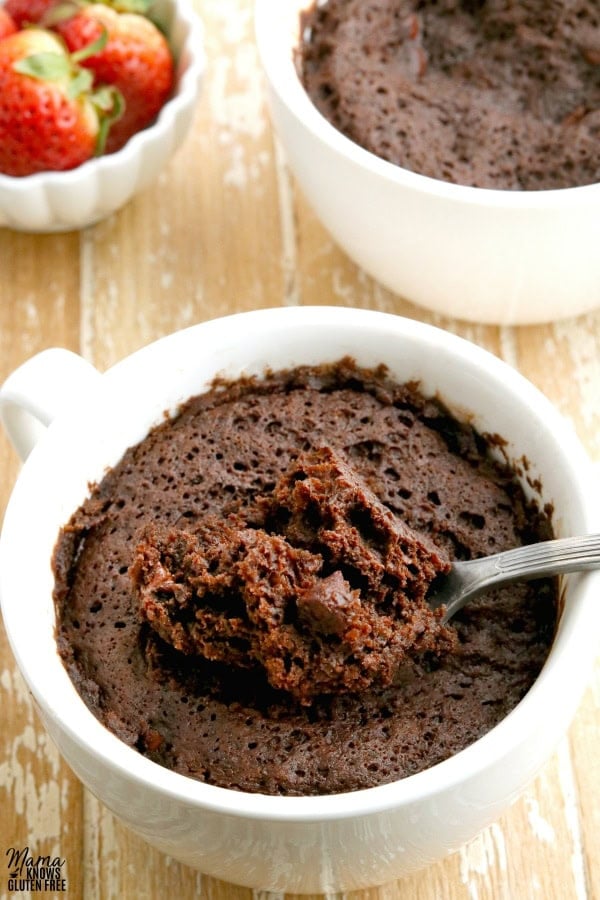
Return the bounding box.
[53,360,556,795]
[299,0,600,190]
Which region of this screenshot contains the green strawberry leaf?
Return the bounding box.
[14,52,71,82]
[71,26,108,64]
[41,1,81,27]
[102,0,153,14]
[67,66,94,98]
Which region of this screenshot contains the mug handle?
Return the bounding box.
[0,348,102,461]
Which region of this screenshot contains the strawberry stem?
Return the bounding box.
[92,85,125,156]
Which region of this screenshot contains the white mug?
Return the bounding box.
[1,307,598,893]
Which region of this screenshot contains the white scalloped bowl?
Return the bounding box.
[0,0,205,233]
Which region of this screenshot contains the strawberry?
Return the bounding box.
[57,4,174,153]
[4,0,58,28]
[0,8,18,39]
[4,0,153,28]
[0,27,122,176]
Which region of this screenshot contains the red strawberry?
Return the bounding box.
[0,27,121,176]
[4,0,153,28]
[4,0,58,28]
[0,8,18,39]
[57,4,174,153]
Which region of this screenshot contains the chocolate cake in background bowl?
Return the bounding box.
[255,0,600,324]
[0,307,599,893]
[299,0,600,192]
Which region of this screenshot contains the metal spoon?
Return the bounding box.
[428,533,600,623]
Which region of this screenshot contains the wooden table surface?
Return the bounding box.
[1,2,599,898]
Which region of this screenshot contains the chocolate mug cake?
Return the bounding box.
[53,359,557,795]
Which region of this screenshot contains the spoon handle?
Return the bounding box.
[438,533,600,622]
[484,532,600,582]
